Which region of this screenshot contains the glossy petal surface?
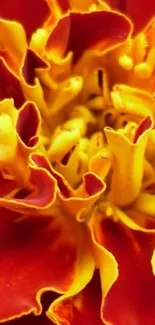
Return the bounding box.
[46,10,132,63]
[0,207,94,322]
[48,271,103,325]
[94,215,155,325]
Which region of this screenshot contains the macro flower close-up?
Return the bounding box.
[0,0,155,324]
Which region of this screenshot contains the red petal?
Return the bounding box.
[0,58,25,108]
[105,0,155,32]
[6,292,57,324]
[0,0,50,40]
[46,10,132,63]
[0,171,16,196]
[16,102,40,147]
[31,154,72,198]
[0,207,91,322]
[133,116,153,143]
[125,0,155,32]
[22,49,49,86]
[7,313,54,325]
[84,173,104,196]
[105,0,120,7]
[0,166,57,212]
[31,154,105,218]
[55,0,70,12]
[50,271,103,325]
[96,218,155,325]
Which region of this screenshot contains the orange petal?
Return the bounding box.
[0,171,17,197]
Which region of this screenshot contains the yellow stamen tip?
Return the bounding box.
[134,62,152,79]
[118,55,133,70]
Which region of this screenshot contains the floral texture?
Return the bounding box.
[0,1,155,325]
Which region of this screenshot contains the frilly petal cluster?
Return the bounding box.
[0,1,155,325]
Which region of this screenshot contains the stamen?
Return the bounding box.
[134,62,152,79]
[119,54,133,70]
[132,33,148,63]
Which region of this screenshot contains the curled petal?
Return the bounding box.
[47,77,83,117]
[124,208,155,231]
[0,114,30,187]
[31,154,106,218]
[46,10,132,63]
[89,148,113,179]
[0,0,50,40]
[105,116,153,206]
[133,116,153,143]
[0,109,40,188]
[0,57,25,108]
[0,19,27,73]
[0,171,17,197]
[61,168,106,219]
[0,98,17,125]
[48,271,103,325]
[133,193,155,217]
[31,153,73,198]
[111,84,155,118]
[93,213,155,325]
[0,166,57,212]
[48,129,81,161]
[88,210,118,318]
[20,49,49,118]
[16,101,41,148]
[0,207,94,322]
[22,49,49,86]
[8,310,54,325]
[55,143,88,188]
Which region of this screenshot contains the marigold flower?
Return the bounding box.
[0,1,155,325]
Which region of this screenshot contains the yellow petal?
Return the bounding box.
[48,129,80,161]
[133,193,155,216]
[0,19,27,73]
[89,148,112,179]
[105,117,153,206]
[111,84,154,118]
